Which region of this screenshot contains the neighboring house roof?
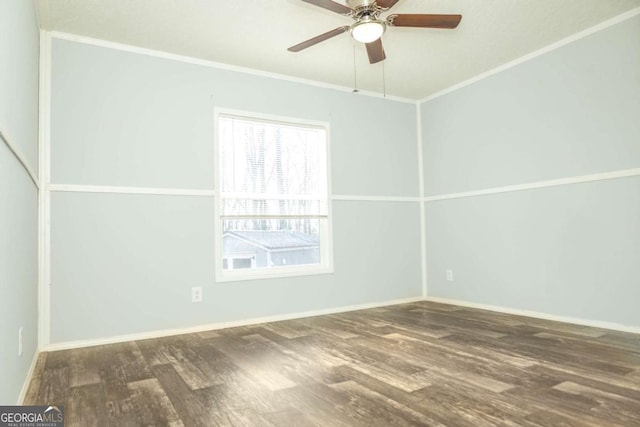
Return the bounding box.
[223,230,319,251]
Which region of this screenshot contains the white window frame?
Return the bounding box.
[214,108,334,282]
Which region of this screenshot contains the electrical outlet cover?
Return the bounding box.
[192,287,203,303]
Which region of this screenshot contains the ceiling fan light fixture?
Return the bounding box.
[287,0,462,64]
[351,18,385,43]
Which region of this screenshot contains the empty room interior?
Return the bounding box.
[2,0,640,425]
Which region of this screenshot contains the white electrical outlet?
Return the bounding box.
[192,287,203,303]
[18,327,24,356]
[446,270,454,282]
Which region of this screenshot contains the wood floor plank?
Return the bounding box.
[413,384,525,427]
[328,380,434,426]
[331,364,456,426]
[23,352,47,405]
[127,378,184,426]
[151,363,219,427]
[262,407,317,427]
[521,409,598,427]
[38,367,69,406]
[275,383,366,427]
[65,383,107,427]
[27,301,640,426]
[164,343,225,390]
[68,347,102,388]
[211,335,298,391]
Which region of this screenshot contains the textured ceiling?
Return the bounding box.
[36,0,640,100]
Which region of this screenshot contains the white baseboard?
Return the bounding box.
[17,350,40,405]
[43,296,425,352]
[424,296,640,335]
[42,295,639,353]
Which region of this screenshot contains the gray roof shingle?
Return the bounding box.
[224,230,319,250]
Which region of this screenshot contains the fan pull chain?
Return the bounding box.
[352,45,359,93]
[382,60,386,98]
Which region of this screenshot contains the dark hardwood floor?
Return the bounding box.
[25,301,640,426]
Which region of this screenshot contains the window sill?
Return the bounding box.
[216,265,334,283]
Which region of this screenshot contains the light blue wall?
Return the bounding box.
[50,194,420,342]
[422,16,640,197]
[49,13,640,344]
[426,177,640,325]
[51,40,418,196]
[0,0,39,404]
[49,39,422,343]
[422,16,640,325]
[0,1,39,169]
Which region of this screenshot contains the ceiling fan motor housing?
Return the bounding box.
[347,0,377,9]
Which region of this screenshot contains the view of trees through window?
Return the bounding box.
[218,115,329,271]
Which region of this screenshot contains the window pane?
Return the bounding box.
[217,113,330,280]
[219,116,328,201]
[222,218,322,270]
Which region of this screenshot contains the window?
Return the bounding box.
[215,110,332,281]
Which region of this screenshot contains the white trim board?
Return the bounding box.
[48,165,640,202]
[47,171,640,205]
[43,296,424,352]
[424,168,640,203]
[48,31,415,105]
[0,126,39,189]
[17,350,40,404]
[419,7,640,104]
[424,296,640,335]
[48,183,420,202]
[49,184,216,197]
[416,103,427,298]
[38,30,52,349]
[332,195,420,202]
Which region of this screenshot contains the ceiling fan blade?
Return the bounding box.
[387,14,462,29]
[300,0,353,15]
[365,39,386,64]
[288,26,350,52]
[376,0,401,9]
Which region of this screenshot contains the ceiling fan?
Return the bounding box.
[288,0,462,64]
